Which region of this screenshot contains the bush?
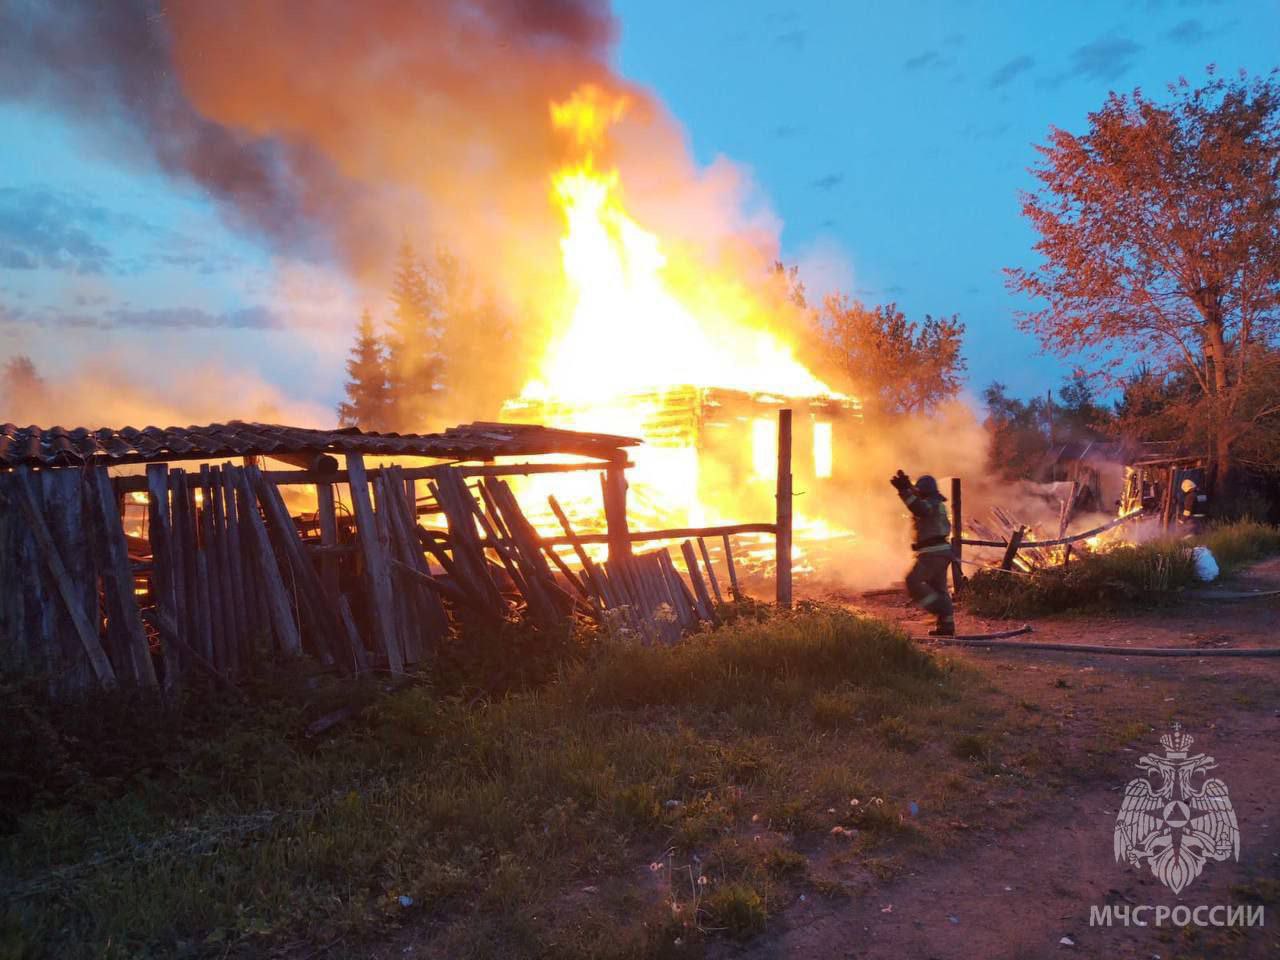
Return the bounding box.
[963,540,1198,618]
[570,606,939,712]
[1194,520,1280,575]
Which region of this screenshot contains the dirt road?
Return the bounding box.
[722,573,1280,960]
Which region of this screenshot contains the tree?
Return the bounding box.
[1007,69,1280,491]
[384,240,445,431]
[982,381,1051,479]
[336,309,391,431]
[817,297,966,416]
[1054,371,1113,442]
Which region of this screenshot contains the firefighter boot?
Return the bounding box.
[928,617,955,638]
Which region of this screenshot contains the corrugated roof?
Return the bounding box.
[0,421,639,470]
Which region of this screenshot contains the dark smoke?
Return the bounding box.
[0,0,620,273]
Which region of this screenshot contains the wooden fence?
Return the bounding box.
[1,411,796,697]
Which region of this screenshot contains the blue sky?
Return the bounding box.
[612,0,1279,395]
[1,0,1277,419]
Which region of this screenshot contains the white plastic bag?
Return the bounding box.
[1192,546,1219,582]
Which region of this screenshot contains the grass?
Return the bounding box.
[963,540,1199,618]
[963,519,1280,618]
[1193,519,1280,575]
[0,606,1024,960]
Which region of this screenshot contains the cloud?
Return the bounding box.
[5,301,287,331]
[775,29,805,52]
[0,187,116,273]
[1068,36,1142,82]
[960,121,1011,141]
[988,55,1035,88]
[811,173,844,191]
[904,49,947,71]
[104,305,285,330]
[0,185,240,278]
[1166,18,1208,44]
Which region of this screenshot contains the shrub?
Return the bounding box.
[1194,520,1280,575]
[702,883,767,938]
[963,540,1197,617]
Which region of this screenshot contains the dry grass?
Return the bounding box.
[1,606,1032,959]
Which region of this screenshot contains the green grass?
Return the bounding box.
[1193,520,1280,575]
[963,540,1198,618]
[0,606,1018,960]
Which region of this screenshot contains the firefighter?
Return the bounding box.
[889,470,955,636]
[1179,478,1208,533]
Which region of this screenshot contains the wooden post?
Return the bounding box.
[775,408,793,609]
[1000,526,1026,572]
[950,477,964,596]
[602,463,632,563]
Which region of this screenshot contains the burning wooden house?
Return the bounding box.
[0,416,799,698]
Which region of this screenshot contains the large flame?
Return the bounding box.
[506,85,855,570]
[523,86,839,405]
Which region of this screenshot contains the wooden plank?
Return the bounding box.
[696,536,723,605]
[775,409,793,609]
[372,473,412,666]
[430,469,504,612]
[1000,526,1026,572]
[231,468,271,653]
[680,540,719,624]
[194,548,213,671]
[233,466,302,656]
[43,469,98,696]
[251,466,344,669]
[337,594,371,674]
[316,482,340,598]
[0,474,32,678]
[209,466,240,675]
[168,470,199,661]
[198,469,228,672]
[88,466,157,687]
[386,465,448,659]
[547,495,605,602]
[146,464,181,687]
[721,534,742,602]
[11,467,116,687]
[344,454,403,674]
[220,464,251,673]
[655,550,693,630]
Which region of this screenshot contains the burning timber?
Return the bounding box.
[0,417,797,697]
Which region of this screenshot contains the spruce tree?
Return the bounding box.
[337,309,391,431]
[384,240,445,430]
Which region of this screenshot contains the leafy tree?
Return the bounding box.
[1053,371,1113,442]
[1007,69,1280,491]
[982,381,1051,479]
[817,297,966,416]
[336,309,391,431]
[384,240,445,430]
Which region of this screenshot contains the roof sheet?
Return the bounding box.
[0,421,639,470]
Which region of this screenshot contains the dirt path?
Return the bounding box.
[723,572,1280,959]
